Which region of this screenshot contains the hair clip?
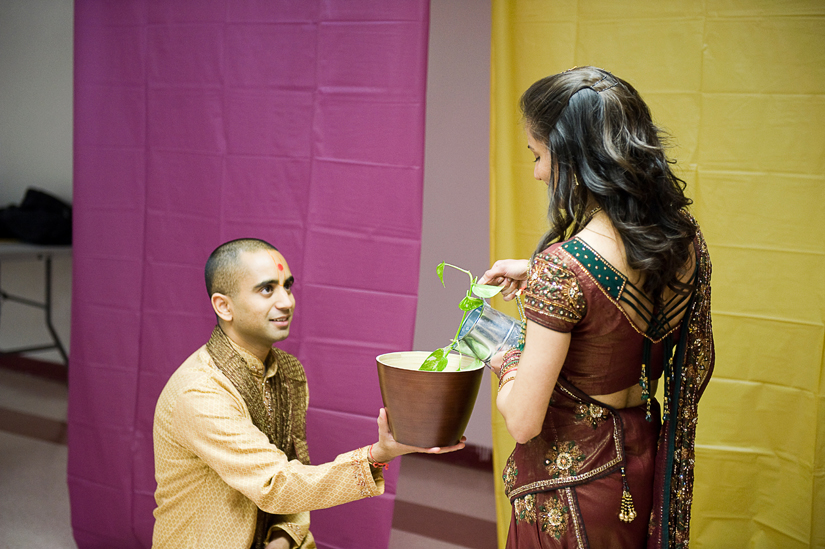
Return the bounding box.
[588,73,619,93]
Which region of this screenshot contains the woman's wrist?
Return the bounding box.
[498,348,521,379]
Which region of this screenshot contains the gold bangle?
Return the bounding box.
[499,362,518,378]
[498,373,517,392]
[499,349,521,375]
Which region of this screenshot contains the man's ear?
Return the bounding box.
[211,293,233,322]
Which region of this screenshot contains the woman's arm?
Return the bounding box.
[496,320,571,444]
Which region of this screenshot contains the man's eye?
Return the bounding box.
[261,285,273,295]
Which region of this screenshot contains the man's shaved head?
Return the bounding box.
[205,238,278,297]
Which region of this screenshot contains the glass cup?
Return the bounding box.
[455,301,521,362]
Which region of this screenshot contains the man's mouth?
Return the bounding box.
[271,316,291,325]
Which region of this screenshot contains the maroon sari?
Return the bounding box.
[503,219,714,548]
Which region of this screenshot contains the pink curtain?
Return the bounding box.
[68,1,429,547]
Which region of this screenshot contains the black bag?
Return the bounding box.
[0,188,72,245]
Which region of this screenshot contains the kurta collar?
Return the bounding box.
[225,337,278,380]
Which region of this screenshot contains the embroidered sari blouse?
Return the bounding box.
[523,237,691,395]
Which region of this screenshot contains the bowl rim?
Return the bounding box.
[376,350,485,372]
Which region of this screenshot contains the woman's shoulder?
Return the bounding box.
[530,239,589,286]
[535,239,573,261]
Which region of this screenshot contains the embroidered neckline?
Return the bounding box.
[561,238,626,299]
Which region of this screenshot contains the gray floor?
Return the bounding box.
[0,367,497,549]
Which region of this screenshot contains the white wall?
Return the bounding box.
[0,0,73,364]
[0,0,74,205]
[414,0,493,450]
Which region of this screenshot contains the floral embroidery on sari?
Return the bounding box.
[539,494,569,540]
[575,403,609,429]
[503,455,519,494]
[514,493,537,524]
[544,441,585,479]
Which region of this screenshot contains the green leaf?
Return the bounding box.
[471,283,503,299]
[436,262,446,287]
[458,295,483,311]
[419,347,447,371]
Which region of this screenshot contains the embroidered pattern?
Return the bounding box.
[502,455,519,495]
[574,403,609,429]
[513,493,537,524]
[544,441,585,479]
[539,495,569,540]
[561,239,625,299]
[524,253,586,326]
[668,231,714,547]
[351,447,372,498]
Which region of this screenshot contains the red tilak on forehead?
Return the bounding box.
[278,263,284,271]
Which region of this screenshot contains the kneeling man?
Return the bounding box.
[152,238,463,549]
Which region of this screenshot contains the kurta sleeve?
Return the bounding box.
[523,250,586,332]
[267,514,313,549]
[169,374,384,517]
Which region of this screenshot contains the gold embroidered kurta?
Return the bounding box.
[152,342,383,549]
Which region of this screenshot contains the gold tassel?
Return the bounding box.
[618,467,637,523]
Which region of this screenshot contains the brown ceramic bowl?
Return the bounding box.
[376,351,485,448]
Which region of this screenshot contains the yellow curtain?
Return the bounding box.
[489,2,825,547]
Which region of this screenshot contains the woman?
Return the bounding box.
[480,67,714,548]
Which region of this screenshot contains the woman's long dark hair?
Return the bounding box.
[521,66,695,306]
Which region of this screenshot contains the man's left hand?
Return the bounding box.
[265,532,292,549]
[369,408,466,464]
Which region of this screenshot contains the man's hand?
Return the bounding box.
[369,408,466,464]
[478,259,529,301]
[265,532,292,549]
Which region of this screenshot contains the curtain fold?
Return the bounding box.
[69,1,430,547]
[490,2,825,547]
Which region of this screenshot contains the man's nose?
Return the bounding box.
[273,287,293,308]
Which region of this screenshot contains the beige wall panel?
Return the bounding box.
[511,23,577,92]
[696,171,825,251]
[706,0,825,17]
[510,0,578,22]
[693,449,812,549]
[711,316,823,390]
[711,247,824,322]
[644,92,703,163]
[698,95,825,175]
[574,20,704,93]
[698,378,817,459]
[577,0,706,20]
[703,19,825,95]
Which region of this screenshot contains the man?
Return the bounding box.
[152,238,463,549]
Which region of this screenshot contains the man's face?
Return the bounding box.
[225,249,295,357]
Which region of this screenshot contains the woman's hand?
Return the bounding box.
[369,408,466,464]
[488,349,506,378]
[478,259,530,301]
